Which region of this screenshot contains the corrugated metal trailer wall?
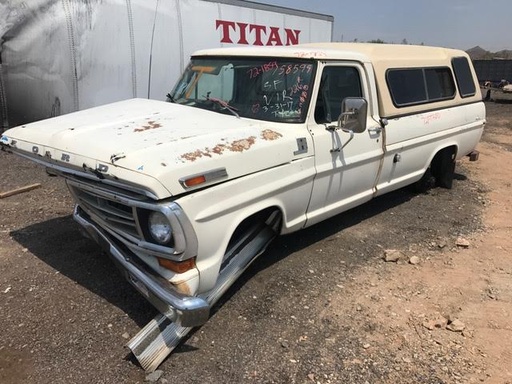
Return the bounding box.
[0,0,333,128]
[473,59,512,84]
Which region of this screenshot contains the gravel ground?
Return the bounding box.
[1,101,511,384]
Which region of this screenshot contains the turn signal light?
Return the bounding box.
[183,175,207,187]
[157,257,196,273]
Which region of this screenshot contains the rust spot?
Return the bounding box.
[181,149,211,162]
[134,120,162,132]
[212,144,227,154]
[227,137,256,152]
[173,280,192,296]
[181,136,256,161]
[261,129,282,141]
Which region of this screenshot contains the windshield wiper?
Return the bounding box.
[166,93,175,103]
[206,97,240,119]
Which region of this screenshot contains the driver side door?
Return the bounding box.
[305,63,384,226]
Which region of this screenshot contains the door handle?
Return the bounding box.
[368,127,382,134]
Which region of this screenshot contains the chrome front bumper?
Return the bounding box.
[73,205,210,328]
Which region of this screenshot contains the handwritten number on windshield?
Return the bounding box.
[247,62,312,79]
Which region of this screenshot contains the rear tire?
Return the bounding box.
[412,147,456,192]
[411,167,435,193]
[432,148,456,189]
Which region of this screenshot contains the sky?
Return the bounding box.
[253,0,512,52]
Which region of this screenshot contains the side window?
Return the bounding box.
[387,67,455,107]
[452,57,477,98]
[387,69,426,105]
[315,66,362,124]
[425,68,456,100]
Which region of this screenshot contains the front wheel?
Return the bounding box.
[220,209,281,273]
[203,209,281,308]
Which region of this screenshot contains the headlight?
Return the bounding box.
[148,211,172,244]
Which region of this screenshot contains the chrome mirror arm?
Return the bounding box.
[329,128,355,153]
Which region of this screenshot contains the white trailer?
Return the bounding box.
[0,0,333,128]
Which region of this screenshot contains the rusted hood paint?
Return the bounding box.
[2,99,311,198]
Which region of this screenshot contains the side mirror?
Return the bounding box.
[338,98,367,133]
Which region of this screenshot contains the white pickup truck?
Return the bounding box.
[1,43,485,370]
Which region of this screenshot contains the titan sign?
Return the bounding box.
[216,19,301,46]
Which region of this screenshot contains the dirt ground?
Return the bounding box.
[0,101,511,384]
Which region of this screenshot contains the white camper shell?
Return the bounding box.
[1,43,485,371]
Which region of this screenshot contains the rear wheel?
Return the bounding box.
[412,147,457,192]
[431,148,456,189]
[411,166,435,193]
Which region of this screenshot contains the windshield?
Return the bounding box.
[170,57,316,123]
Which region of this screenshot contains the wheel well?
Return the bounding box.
[413,145,458,192]
[229,207,282,244]
[430,145,458,189]
[221,207,282,271]
[431,145,457,173]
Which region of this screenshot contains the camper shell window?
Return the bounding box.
[451,57,477,98]
[386,67,456,107]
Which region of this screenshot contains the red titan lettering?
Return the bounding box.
[266,27,282,46]
[250,24,266,46]
[285,29,301,45]
[216,20,236,43]
[216,19,302,46]
[236,22,249,44]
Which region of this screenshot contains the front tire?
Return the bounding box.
[220,209,281,273]
[203,209,281,309]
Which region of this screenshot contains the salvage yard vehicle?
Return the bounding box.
[0,43,485,371]
[491,83,512,102]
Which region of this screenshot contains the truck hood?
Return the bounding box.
[1,99,311,199]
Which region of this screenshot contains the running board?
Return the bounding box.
[127,213,280,371]
[126,316,191,372]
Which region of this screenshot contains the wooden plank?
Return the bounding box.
[0,183,42,199]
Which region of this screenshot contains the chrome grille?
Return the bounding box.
[65,177,198,260]
[70,185,141,240]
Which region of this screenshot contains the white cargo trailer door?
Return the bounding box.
[76,0,158,108]
[149,0,333,100]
